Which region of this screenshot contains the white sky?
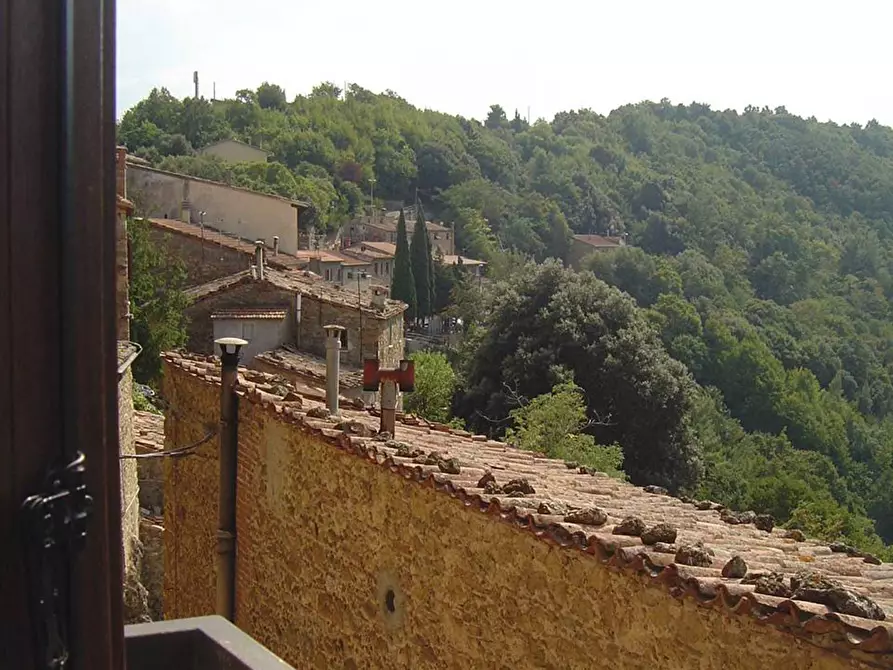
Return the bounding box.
[117,0,893,126]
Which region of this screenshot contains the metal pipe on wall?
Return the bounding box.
[215,337,246,622]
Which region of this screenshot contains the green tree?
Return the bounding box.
[410,208,434,320]
[128,217,188,384]
[256,82,286,110]
[456,260,700,490]
[404,351,456,423]
[505,380,625,479]
[390,209,416,319]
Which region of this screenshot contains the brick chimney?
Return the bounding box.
[323,325,345,416]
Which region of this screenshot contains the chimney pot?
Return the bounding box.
[323,324,346,416]
[254,241,265,280]
[273,236,280,256]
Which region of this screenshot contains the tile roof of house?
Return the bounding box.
[164,350,893,664]
[341,243,395,262]
[253,345,364,389]
[147,218,307,271]
[134,410,164,453]
[573,234,625,248]
[294,249,369,267]
[211,308,288,320]
[198,138,271,156]
[184,268,406,319]
[358,241,396,256]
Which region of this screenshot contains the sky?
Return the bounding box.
[117,0,893,126]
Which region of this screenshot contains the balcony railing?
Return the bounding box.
[125,616,294,670]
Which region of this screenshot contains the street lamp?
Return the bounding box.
[199,210,207,263]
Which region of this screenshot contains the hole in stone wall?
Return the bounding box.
[376,570,404,630]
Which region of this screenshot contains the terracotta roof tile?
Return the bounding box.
[211,308,288,320]
[163,350,893,661]
[184,267,406,319]
[253,345,364,389]
[134,410,164,453]
[147,218,306,271]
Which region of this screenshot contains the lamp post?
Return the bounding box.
[199,210,207,263]
[214,336,246,622]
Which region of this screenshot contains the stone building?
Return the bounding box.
[126,156,309,254]
[198,138,270,164]
[567,233,627,270]
[343,209,455,256]
[184,262,406,368]
[160,350,893,670]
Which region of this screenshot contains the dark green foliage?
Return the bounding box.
[128,217,188,384]
[456,261,700,491]
[391,210,416,318]
[410,208,434,319]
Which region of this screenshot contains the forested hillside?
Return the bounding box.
[120,83,893,556]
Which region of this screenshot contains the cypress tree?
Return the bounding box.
[410,208,434,320]
[391,209,416,319]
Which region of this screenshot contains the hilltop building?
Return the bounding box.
[198,138,271,164]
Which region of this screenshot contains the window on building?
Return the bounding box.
[375,262,380,275]
[242,322,255,339]
[340,329,349,349]
[325,269,331,281]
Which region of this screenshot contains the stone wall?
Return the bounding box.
[140,518,165,621]
[127,163,301,253]
[118,367,147,622]
[185,283,296,356]
[148,227,251,287]
[163,363,868,670]
[162,375,220,618]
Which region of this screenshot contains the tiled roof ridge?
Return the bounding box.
[146,218,304,270]
[182,268,406,319]
[162,351,893,662]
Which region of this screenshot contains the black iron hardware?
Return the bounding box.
[21,452,93,669]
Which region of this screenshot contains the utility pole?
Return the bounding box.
[369,177,376,221]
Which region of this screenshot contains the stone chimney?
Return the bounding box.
[254,241,265,280]
[371,286,387,309]
[324,325,345,416]
[272,236,280,256]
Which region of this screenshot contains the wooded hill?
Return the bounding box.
[119,83,893,556]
